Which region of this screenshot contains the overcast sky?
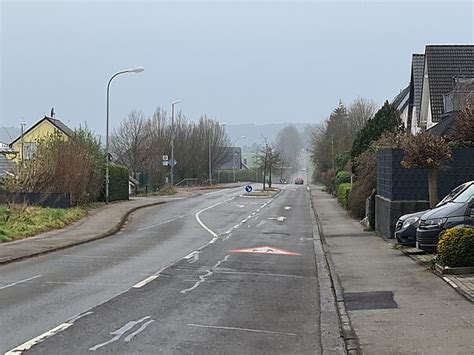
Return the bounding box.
[1,0,473,134]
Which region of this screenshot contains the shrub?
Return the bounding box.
[437,227,474,267]
[107,165,130,202]
[335,171,351,186]
[337,183,352,209]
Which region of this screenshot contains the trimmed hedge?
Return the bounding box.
[337,183,352,209]
[108,165,129,202]
[335,171,351,186]
[437,227,474,267]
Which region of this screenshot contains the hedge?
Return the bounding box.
[337,183,352,209]
[335,171,351,186]
[107,165,129,202]
[437,227,474,267]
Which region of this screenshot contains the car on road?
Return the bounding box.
[416,181,474,251]
[295,177,304,185]
[394,183,470,246]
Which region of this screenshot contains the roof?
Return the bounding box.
[10,116,74,145]
[424,45,474,123]
[427,111,459,137]
[392,85,410,112]
[411,54,425,125]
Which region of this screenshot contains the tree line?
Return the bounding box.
[111,109,230,188]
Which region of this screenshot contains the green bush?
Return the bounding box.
[107,165,129,202]
[337,183,352,209]
[437,227,474,267]
[335,171,351,186]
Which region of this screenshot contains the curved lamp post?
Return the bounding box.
[105,67,144,203]
[170,100,182,186]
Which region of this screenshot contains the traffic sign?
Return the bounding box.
[229,246,301,256]
[245,185,253,193]
[168,159,177,167]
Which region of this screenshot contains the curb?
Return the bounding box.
[309,188,362,355]
[0,200,168,266]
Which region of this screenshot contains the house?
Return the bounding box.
[418,45,474,130]
[9,116,74,163]
[0,143,16,178]
[217,147,243,170]
[407,53,425,134]
[392,85,410,129]
[428,78,474,137]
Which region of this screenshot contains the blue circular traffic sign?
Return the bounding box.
[245,185,253,193]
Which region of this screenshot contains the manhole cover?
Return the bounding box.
[344,291,398,311]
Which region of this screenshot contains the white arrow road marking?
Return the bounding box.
[89,316,153,351]
[235,204,245,208]
[123,320,155,342]
[284,206,292,210]
[0,275,41,290]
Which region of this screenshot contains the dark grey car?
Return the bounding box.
[416,181,474,251]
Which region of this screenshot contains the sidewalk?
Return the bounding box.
[0,190,196,265]
[310,185,474,355]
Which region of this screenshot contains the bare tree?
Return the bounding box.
[275,124,302,175]
[111,110,151,178]
[348,97,378,132]
[402,131,451,207]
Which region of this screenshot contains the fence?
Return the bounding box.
[0,192,71,208]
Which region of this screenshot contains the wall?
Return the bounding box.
[376,147,474,238]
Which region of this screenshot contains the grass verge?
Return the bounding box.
[0,204,88,242]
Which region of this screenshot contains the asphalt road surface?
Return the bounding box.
[1,184,332,354]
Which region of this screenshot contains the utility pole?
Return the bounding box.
[20,119,26,166]
[170,100,181,186]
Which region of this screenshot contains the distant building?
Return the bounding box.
[0,142,16,178]
[9,116,74,163]
[217,147,244,170]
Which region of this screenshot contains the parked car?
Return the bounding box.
[394,183,470,246]
[295,177,304,185]
[416,181,474,251]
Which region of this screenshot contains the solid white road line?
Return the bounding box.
[186,323,298,336]
[443,276,458,288]
[5,323,72,354]
[132,275,159,289]
[0,275,42,290]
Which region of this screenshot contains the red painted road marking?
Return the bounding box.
[229,246,301,256]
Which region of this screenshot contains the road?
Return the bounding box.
[1,184,337,354]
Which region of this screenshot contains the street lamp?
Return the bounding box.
[170,100,182,186]
[105,67,144,203]
[209,122,226,186]
[232,135,246,182]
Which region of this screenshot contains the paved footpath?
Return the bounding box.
[310,185,474,355]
